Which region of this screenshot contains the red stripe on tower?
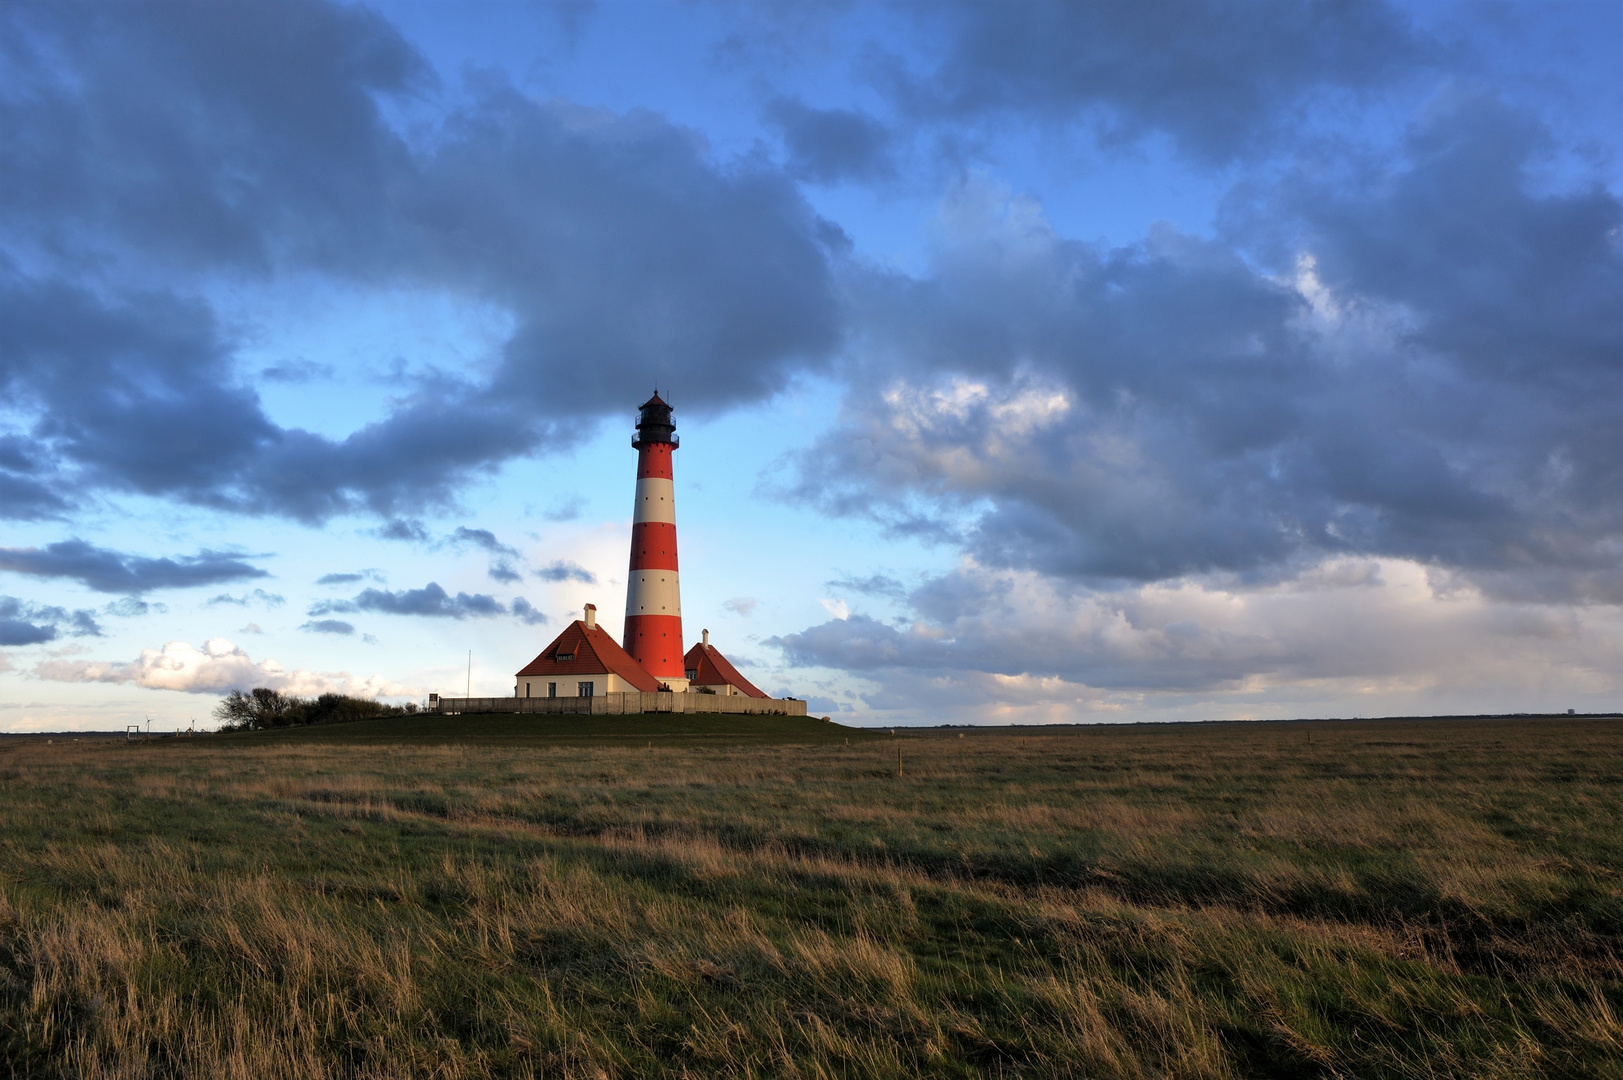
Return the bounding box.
[623,392,687,689]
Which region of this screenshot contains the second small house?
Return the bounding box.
[515,604,661,699]
[684,629,767,697]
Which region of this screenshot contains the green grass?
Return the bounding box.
[1,718,1619,1077]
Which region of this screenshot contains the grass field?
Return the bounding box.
[1,715,1620,1078]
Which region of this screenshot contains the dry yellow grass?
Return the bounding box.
[0,717,1619,1077]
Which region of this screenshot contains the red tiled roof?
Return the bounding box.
[682,641,768,698]
[516,620,661,692]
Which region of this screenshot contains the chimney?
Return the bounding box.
[584,603,597,630]
[702,628,709,647]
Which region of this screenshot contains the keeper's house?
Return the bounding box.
[684,630,767,698]
[514,604,660,699]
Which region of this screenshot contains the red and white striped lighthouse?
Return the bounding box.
[623,392,688,690]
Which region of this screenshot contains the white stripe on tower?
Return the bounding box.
[632,477,676,524]
[625,571,682,615]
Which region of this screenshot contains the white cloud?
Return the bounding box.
[724,596,758,616]
[776,556,1623,721]
[819,597,850,620]
[33,638,416,698]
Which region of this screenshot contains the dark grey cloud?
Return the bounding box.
[0,274,280,514]
[316,572,364,585]
[511,597,548,626]
[449,526,518,557]
[0,0,428,272]
[104,597,166,617]
[0,539,268,594]
[0,472,70,521]
[0,619,56,647]
[543,495,585,522]
[260,359,336,383]
[372,519,431,542]
[446,527,524,584]
[764,96,895,184]
[311,581,506,620]
[534,560,597,584]
[0,0,841,523]
[886,0,1429,162]
[786,91,1623,603]
[207,589,286,607]
[0,595,101,645]
[827,573,907,599]
[0,435,69,520]
[300,619,355,635]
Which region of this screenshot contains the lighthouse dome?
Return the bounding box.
[633,391,677,448]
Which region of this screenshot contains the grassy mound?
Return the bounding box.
[208,711,876,746]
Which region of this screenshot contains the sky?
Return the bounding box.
[1,0,1620,730]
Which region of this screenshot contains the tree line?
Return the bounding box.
[213,688,419,731]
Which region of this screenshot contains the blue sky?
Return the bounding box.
[2,0,1620,729]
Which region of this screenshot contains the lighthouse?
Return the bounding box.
[623,392,688,690]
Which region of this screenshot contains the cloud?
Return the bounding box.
[0,596,102,644]
[447,527,524,583]
[0,620,56,647]
[241,623,264,634]
[0,459,70,521]
[764,97,895,184]
[372,520,431,543]
[0,1,840,523]
[723,596,758,616]
[543,495,586,522]
[311,581,506,619]
[448,526,518,557]
[771,558,1623,711]
[0,539,269,594]
[511,597,549,626]
[207,589,286,607]
[300,619,355,635]
[316,572,364,585]
[786,120,1623,602]
[34,637,414,698]
[534,560,596,584]
[827,574,907,599]
[104,597,166,617]
[886,0,1429,162]
[260,359,336,383]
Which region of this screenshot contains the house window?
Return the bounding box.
[685,668,698,681]
[547,682,556,698]
[555,652,574,662]
[525,682,531,698]
[578,681,594,698]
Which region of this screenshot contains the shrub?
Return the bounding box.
[213,688,413,731]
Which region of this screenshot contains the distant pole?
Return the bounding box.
[466,650,472,699]
[896,745,902,777]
